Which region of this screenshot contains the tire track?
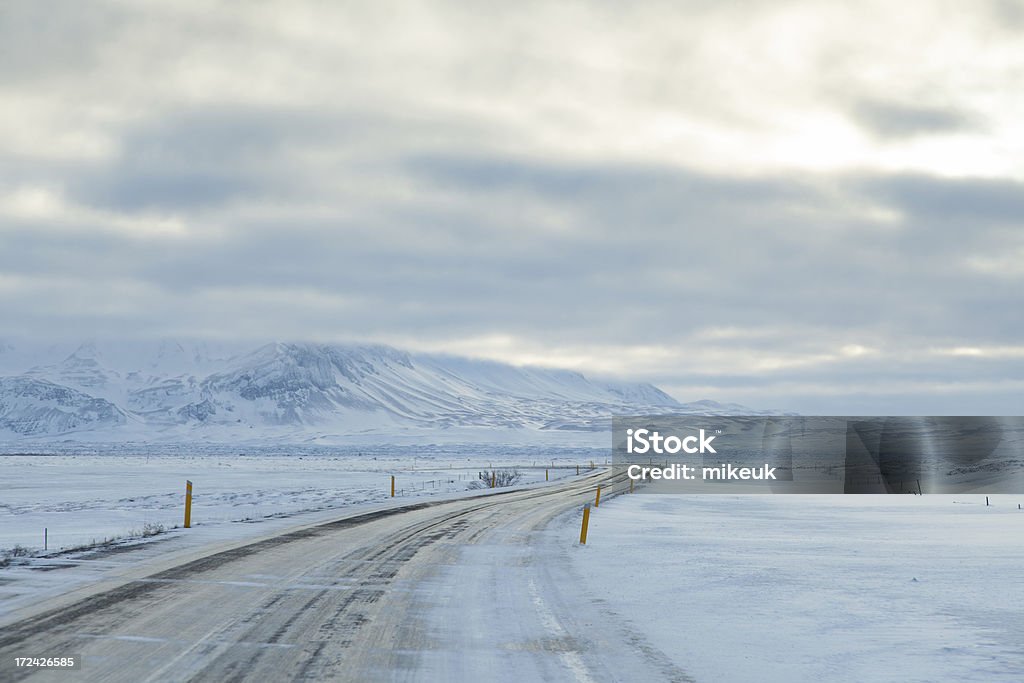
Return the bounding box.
[0,472,616,682]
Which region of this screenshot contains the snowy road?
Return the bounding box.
[0,469,679,682]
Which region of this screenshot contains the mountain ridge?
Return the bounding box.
[0,339,761,444]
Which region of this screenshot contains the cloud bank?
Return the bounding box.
[2,0,1022,413]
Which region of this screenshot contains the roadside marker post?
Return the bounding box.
[595,485,601,508]
[546,469,549,481]
[391,475,395,498]
[491,471,496,488]
[184,480,193,528]
[576,464,579,475]
[579,504,591,544]
[630,478,634,494]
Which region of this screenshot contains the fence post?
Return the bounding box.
[579,504,591,544]
[184,480,193,528]
[491,471,496,488]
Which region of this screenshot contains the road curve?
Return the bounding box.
[1,469,685,683]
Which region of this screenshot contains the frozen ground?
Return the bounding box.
[561,491,1024,682]
[6,450,1023,682]
[0,447,602,555]
[0,449,603,626]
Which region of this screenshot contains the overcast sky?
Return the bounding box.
[2,0,1022,414]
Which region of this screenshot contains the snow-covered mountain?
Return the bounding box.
[0,376,127,436]
[0,339,748,444]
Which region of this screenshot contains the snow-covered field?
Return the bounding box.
[566,492,1024,682]
[6,447,1023,681]
[0,447,601,554]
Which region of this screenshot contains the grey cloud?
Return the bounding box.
[398,153,1022,334]
[2,0,1022,414]
[407,154,819,213]
[3,150,1022,414]
[989,0,1024,27]
[850,99,978,139]
[857,173,1024,224]
[3,153,1021,348]
[64,109,354,211]
[0,1,121,83]
[681,384,1024,416]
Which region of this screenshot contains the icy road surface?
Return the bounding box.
[1,470,675,682]
[4,470,1021,682]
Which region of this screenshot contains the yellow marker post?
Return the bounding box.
[546,469,549,481]
[184,480,193,528]
[579,504,591,544]
[491,471,496,488]
[391,475,395,497]
[594,484,601,508]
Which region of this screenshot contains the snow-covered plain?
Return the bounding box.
[563,492,1024,682]
[0,446,607,624]
[6,445,1023,682]
[0,445,603,554]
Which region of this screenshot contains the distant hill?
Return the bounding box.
[0,339,765,444]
